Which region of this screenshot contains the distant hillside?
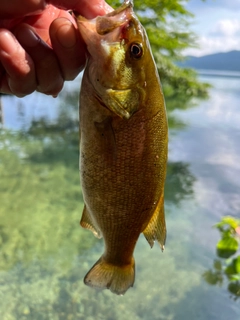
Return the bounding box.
[179,50,240,72]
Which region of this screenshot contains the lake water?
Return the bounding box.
[0,75,239,319]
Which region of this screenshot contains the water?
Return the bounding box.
[0,75,239,319]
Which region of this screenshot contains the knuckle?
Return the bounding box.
[63,65,85,81]
[9,81,35,97]
[65,73,77,81]
[37,78,64,96]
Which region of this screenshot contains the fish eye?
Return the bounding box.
[130,43,143,59]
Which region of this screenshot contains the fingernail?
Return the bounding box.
[16,27,40,48]
[57,22,76,48]
[0,31,18,55]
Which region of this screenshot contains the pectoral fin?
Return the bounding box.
[106,88,140,119]
[80,205,102,239]
[143,193,166,251]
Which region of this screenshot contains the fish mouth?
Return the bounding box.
[95,0,133,35]
[74,0,134,38]
[105,0,133,17]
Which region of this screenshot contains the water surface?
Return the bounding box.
[0,75,239,319]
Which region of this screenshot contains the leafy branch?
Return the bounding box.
[203,216,240,300]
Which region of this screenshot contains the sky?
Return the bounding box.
[184,0,240,56]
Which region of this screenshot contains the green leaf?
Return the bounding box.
[202,270,223,286]
[213,259,222,271]
[215,216,240,231]
[230,274,240,281]
[233,256,240,274]
[217,236,238,259]
[228,281,240,299]
[225,259,238,277]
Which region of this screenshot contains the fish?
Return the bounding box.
[75,0,168,295]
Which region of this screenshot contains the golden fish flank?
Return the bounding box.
[75,0,168,295]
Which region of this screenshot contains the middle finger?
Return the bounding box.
[15,23,64,96]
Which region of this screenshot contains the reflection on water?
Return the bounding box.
[204,258,240,301]
[0,75,240,319]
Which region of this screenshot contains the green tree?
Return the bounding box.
[109,0,210,98]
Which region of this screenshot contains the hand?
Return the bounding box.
[0,0,112,97]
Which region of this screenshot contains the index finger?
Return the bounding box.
[0,0,46,18]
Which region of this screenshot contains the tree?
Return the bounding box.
[109,0,210,98]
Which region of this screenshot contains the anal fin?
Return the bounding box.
[143,193,166,251]
[80,205,102,239]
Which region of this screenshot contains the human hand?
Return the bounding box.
[0,0,112,97]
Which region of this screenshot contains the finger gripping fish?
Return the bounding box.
[75,0,168,295]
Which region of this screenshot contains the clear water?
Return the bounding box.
[0,75,239,319]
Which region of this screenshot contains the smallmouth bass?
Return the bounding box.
[75,0,168,295]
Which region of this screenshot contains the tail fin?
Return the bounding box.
[84,256,135,295]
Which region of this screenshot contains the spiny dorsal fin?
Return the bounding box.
[80,205,102,239]
[143,193,166,251]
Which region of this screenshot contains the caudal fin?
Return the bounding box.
[84,256,135,295]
